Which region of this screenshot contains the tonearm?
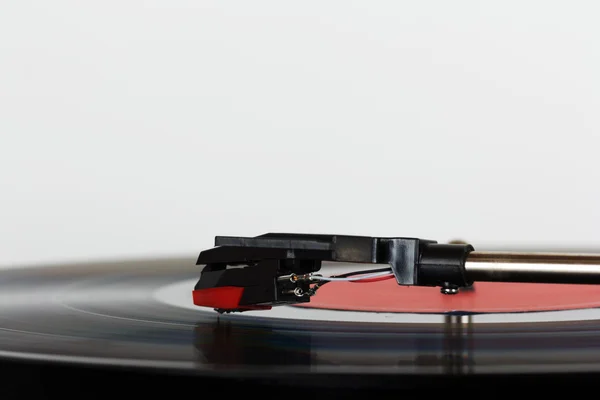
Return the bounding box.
[192,233,600,313]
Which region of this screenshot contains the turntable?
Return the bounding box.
[4,232,600,398]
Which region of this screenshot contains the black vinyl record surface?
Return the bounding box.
[2,257,600,397]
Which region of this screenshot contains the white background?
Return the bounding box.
[1,1,599,267]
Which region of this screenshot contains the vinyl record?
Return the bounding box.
[3,257,600,394]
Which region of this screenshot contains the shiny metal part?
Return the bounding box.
[277,273,314,283]
[465,251,600,284]
[440,283,460,295]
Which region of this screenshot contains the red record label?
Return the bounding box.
[298,280,600,313]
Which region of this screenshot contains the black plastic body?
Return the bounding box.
[194,259,314,307]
